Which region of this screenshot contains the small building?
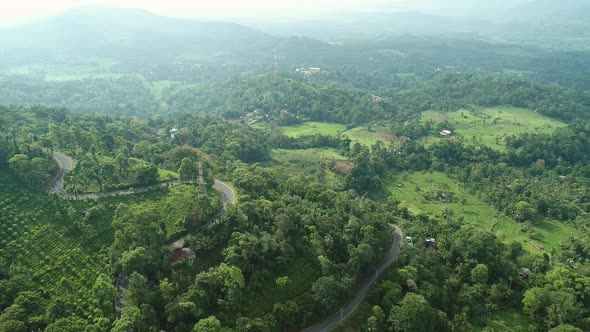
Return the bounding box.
[518,267,532,280]
[171,248,195,265]
[170,128,179,139]
[372,95,386,103]
[296,67,324,76]
[440,130,452,137]
[425,237,437,249]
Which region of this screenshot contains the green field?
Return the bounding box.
[344,126,399,146]
[422,107,567,150]
[9,59,122,81]
[387,172,574,251]
[257,121,397,146]
[270,148,348,188]
[474,309,534,331]
[277,121,347,137]
[149,80,178,100]
[272,148,347,163]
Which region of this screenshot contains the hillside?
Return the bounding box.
[0,6,283,65]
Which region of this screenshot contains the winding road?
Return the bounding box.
[50,152,403,331]
[48,152,238,321]
[47,151,75,195]
[47,152,236,204]
[300,227,403,332]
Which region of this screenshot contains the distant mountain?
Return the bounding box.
[502,0,590,21]
[0,6,298,66]
[249,11,493,42]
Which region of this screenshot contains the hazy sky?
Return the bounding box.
[0,0,403,25]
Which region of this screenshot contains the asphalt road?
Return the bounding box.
[47,151,74,194]
[48,152,237,205]
[300,227,403,332]
[213,179,236,209]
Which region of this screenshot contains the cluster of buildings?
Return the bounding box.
[241,109,265,125]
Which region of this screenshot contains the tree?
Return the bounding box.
[388,293,450,332]
[0,320,26,332]
[272,301,299,329]
[311,276,345,309]
[92,274,116,317]
[125,272,152,308]
[549,325,583,332]
[470,264,489,285]
[119,247,150,274]
[193,316,223,332]
[8,154,31,183]
[523,287,581,329]
[136,166,158,185]
[367,306,385,332]
[44,316,88,332]
[275,276,291,289]
[513,201,535,222]
[111,306,142,332]
[178,157,199,183]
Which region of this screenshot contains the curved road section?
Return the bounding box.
[48,152,236,206]
[214,180,235,209]
[47,151,74,195]
[301,227,403,332]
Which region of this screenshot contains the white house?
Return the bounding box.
[440,130,452,137]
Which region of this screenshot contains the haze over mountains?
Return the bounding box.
[0,0,588,72]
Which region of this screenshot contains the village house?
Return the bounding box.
[171,248,196,265]
[372,95,386,103]
[170,128,179,139]
[425,237,438,249]
[440,130,452,137]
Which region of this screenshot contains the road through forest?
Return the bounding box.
[300,227,403,332]
[49,152,401,331]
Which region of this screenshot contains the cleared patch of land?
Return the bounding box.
[257,121,398,146]
[150,80,178,100]
[473,309,533,331]
[272,148,347,163]
[386,172,574,251]
[9,59,122,81]
[270,148,348,187]
[422,107,566,150]
[344,126,400,146]
[278,122,346,137]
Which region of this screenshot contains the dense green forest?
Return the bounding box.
[1,3,590,332]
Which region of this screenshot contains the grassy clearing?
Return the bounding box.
[343,126,399,146]
[158,168,179,181]
[473,309,534,331]
[278,122,347,137]
[269,148,347,188]
[9,59,121,81]
[422,107,566,150]
[150,80,178,100]
[255,121,397,147]
[386,172,573,252]
[272,148,347,163]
